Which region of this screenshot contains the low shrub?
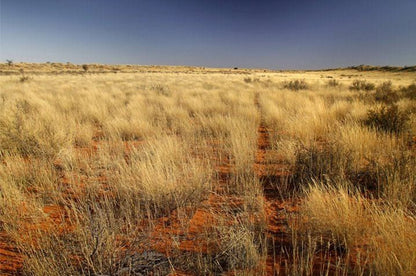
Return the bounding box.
[374,81,399,103]
[326,79,340,87]
[400,83,416,99]
[19,76,30,83]
[244,77,252,83]
[349,80,375,91]
[244,77,260,83]
[283,79,309,91]
[19,69,31,83]
[364,104,409,134]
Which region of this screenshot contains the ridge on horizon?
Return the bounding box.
[1,61,415,73]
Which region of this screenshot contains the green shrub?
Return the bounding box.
[364,104,409,134]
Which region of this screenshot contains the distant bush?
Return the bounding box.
[349,80,375,91]
[19,76,30,83]
[374,81,399,103]
[326,79,340,87]
[364,104,409,134]
[283,79,309,91]
[400,83,416,100]
[244,77,260,83]
[82,64,89,72]
[19,69,30,83]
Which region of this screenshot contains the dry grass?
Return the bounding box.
[0,65,415,275]
[298,182,416,275]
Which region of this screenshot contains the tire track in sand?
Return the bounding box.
[254,92,298,275]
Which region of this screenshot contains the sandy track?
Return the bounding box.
[254,92,297,275]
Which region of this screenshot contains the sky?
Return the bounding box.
[0,0,415,69]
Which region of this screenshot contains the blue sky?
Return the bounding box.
[1,0,415,69]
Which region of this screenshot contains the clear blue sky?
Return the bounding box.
[1,0,415,69]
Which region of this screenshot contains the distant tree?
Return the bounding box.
[82,64,89,72]
[6,59,13,66]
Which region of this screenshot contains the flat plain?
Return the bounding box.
[1,63,416,275]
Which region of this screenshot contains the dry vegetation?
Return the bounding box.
[0,63,416,275]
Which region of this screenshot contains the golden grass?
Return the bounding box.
[299,182,416,275]
[0,65,415,275]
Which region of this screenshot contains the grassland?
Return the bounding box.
[0,63,415,275]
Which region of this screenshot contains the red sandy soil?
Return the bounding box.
[0,139,144,275]
[0,204,72,275]
[0,233,23,275]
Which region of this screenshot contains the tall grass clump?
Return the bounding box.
[298,182,416,275]
[0,99,69,158]
[106,136,212,218]
[292,142,354,185]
